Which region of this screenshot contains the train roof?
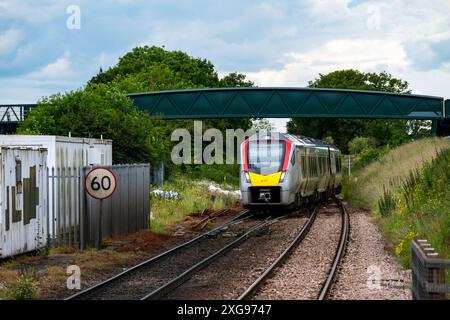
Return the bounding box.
[248,131,339,150]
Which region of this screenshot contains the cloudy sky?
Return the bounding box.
[1,0,449,129]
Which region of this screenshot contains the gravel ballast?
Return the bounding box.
[73,216,265,300]
[253,201,342,299]
[166,211,310,299]
[328,201,411,300]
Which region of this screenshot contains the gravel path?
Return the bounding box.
[328,201,411,300]
[253,202,342,299]
[165,210,310,299]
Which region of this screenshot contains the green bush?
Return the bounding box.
[348,136,371,155]
[1,270,38,300]
[378,185,396,217]
[350,145,390,171]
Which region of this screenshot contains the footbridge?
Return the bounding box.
[2,88,449,134]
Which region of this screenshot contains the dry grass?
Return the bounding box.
[344,137,450,211]
[151,180,239,233]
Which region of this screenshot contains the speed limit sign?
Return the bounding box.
[85,167,117,199]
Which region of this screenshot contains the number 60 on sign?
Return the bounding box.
[85,168,117,199]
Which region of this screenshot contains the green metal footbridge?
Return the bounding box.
[2,88,449,134]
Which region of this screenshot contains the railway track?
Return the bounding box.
[239,197,349,300]
[66,209,280,300]
[317,198,349,300]
[67,199,348,300]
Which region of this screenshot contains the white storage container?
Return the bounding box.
[0,135,113,168]
[0,135,113,238]
[0,147,48,258]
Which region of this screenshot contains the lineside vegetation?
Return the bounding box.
[150,179,239,234]
[343,137,450,266]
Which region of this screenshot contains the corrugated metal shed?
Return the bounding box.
[0,135,112,168]
[0,147,48,258]
[0,135,113,238]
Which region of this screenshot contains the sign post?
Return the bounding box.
[85,167,117,247]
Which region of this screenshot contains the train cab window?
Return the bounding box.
[248,141,285,175]
[291,149,296,165]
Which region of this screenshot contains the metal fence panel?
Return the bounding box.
[152,161,165,185]
[412,238,450,300]
[46,163,150,249]
[82,164,151,248]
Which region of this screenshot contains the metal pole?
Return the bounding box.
[348,155,351,177]
[80,167,85,250]
[68,167,72,247]
[46,167,49,247]
[51,167,55,245]
[98,199,103,248]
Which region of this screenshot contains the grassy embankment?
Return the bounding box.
[150,171,240,234]
[343,137,450,267]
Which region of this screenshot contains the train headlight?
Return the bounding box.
[279,171,286,183]
[244,172,251,183]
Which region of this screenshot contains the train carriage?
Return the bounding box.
[240,132,342,208]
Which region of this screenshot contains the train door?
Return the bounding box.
[303,147,310,196]
[327,147,333,175]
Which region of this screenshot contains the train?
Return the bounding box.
[240,132,342,208]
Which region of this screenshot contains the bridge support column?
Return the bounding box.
[434,119,450,137]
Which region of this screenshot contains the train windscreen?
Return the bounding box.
[248,141,285,175]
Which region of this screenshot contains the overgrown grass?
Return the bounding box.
[0,260,18,270]
[150,178,239,234]
[343,137,450,209]
[167,164,241,186]
[0,269,38,300]
[343,137,450,268]
[379,148,450,267]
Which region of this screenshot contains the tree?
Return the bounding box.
[287,70,428,152]
[90,46,219,87]
[219,72,254,87]
[252,118,274,131]
[91,46,253,132]
[18,84,167,164]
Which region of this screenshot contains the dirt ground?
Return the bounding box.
[0,206,242,300]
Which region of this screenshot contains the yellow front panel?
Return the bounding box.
[249,172,281,186]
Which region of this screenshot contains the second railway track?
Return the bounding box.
[243,197,349,300]
[67,210,279,300]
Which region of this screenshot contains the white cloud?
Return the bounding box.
[0,28,22,54]
[246,38,409,86]
[28,53,72,80]
[0,0,64,23]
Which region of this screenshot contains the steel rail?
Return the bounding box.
[317,197,350,300]
[141,216,278,300]
[66,209,251,300]
[238,207,318,300]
